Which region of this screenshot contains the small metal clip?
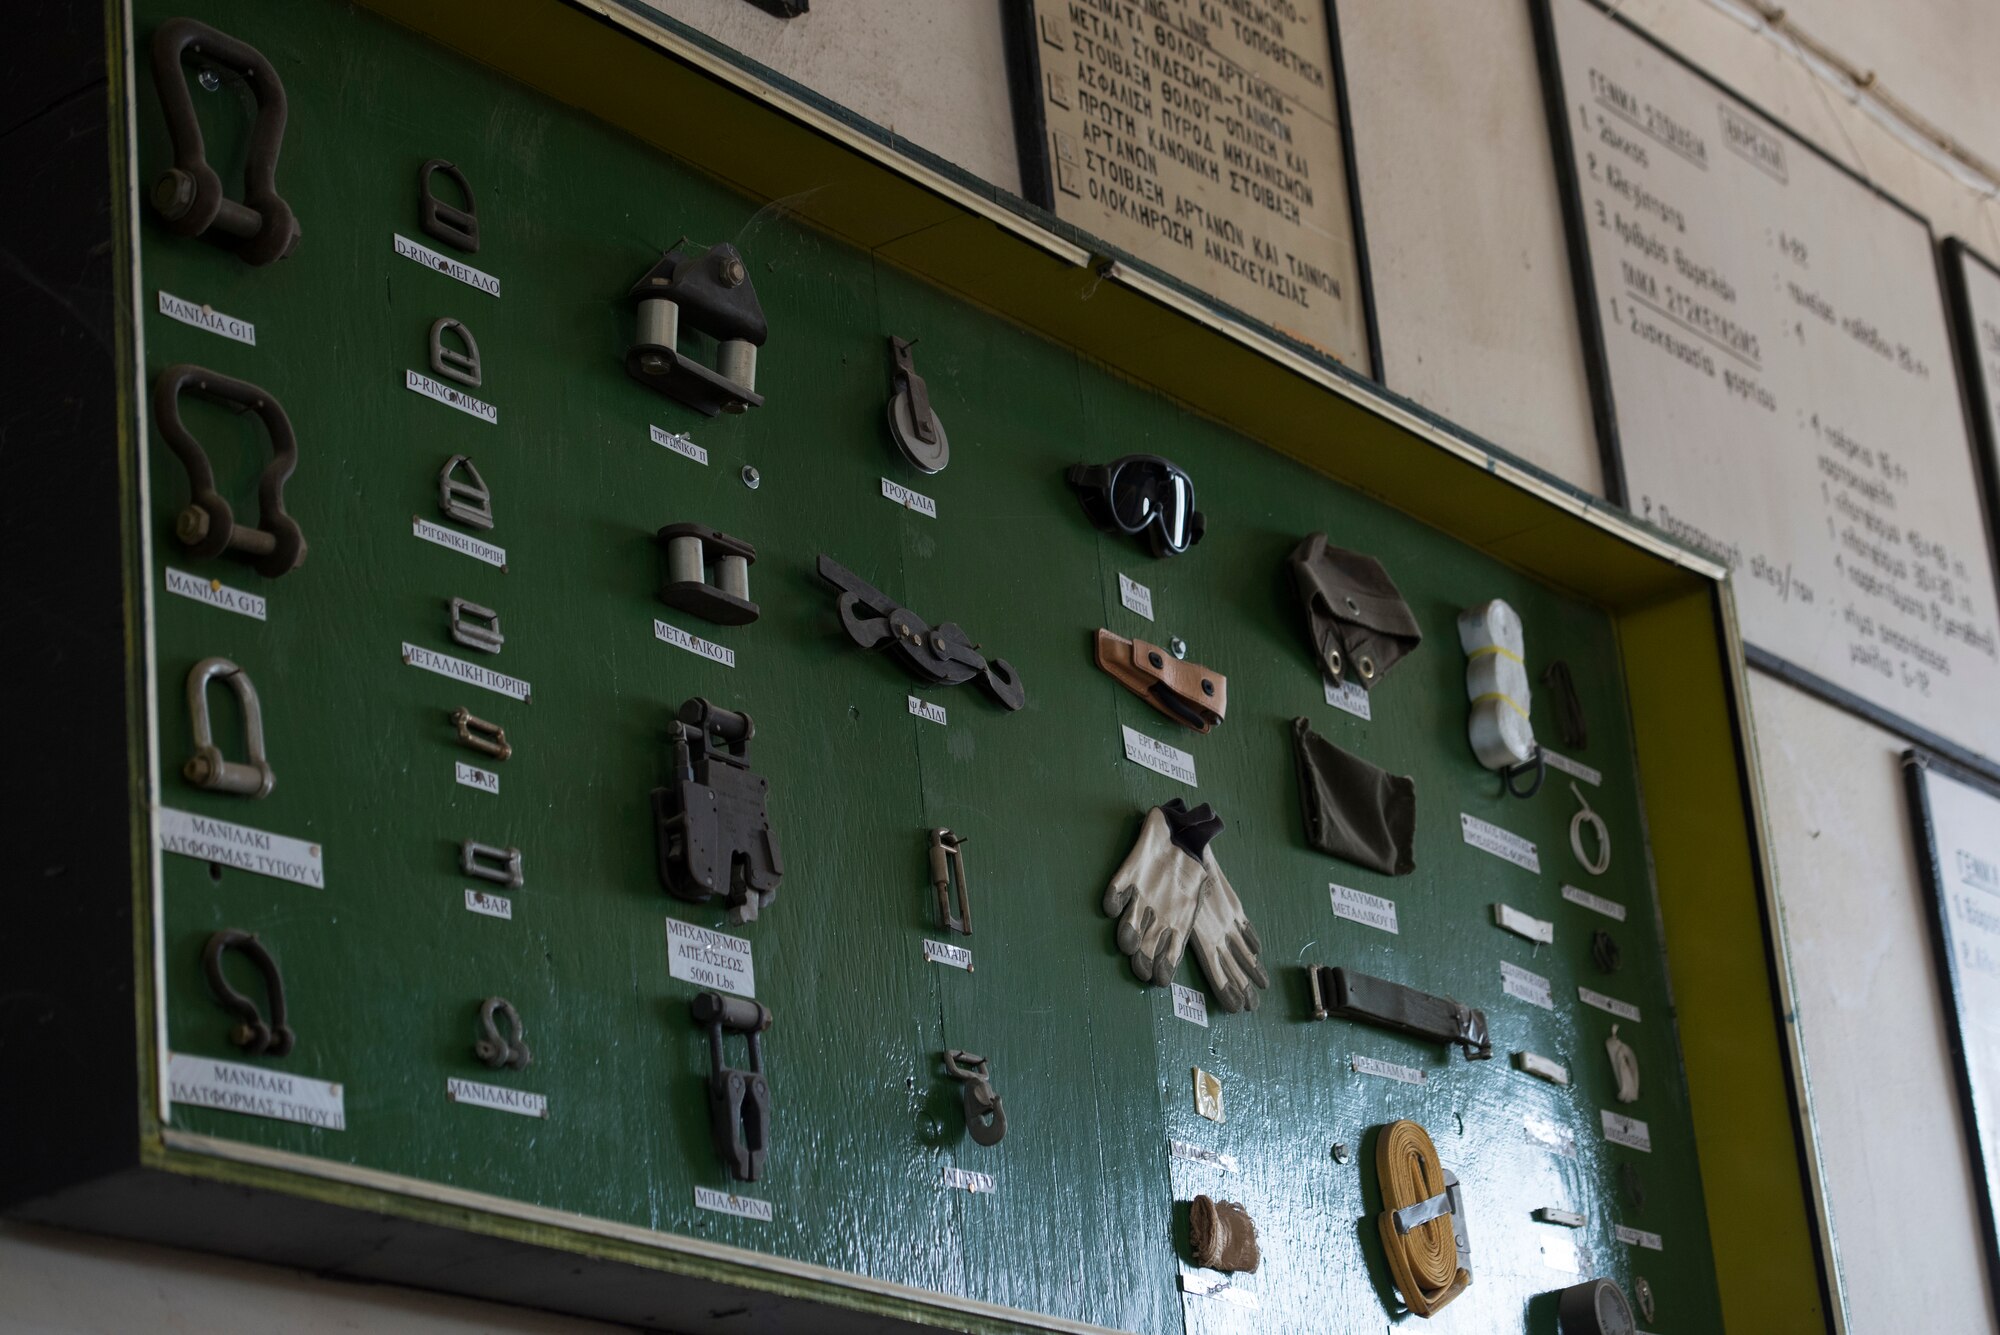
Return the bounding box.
[451,706,512,761]
[692,991,773,1182]
[886,336,949,473]
[461,839,523,889]
[438,454,494,530]
[430,317,482,388]
[202,929,294,1056]
[657,523,759,625]
[474,996,531,1069]
[184,657,274,797]
[928,829,971,935]
[449,597,504,654]
[943,1049,1006,1146]
[157,364,306,577]
[419,159,479,253]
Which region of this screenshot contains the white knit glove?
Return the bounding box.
[1189,847,1269,1013]
[1104,805,1209,986]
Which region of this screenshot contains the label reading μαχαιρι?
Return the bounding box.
[1615,1224,1664,1250]
[1323,674,1373,720]
[446,1077,546,1118]
[907,695,947,726]
[1563,883,1628,921]
[666,919,755,997]
[405,369,497,424]
[1461,813,1540,872]
[1602,1109,1653,1152]
[881,477,937,518]
[165,567,267,621]
[694,1185,772,1221]
[1501,960,1556,1010]
[650,424,708,465]
[655,619,735,668]
[168,1052,344,1129]
[1495,902,1555,944]
[401,642,531,703]
[1118,572,1155,620]
[1123,725,1197,787]
[942,1165,996,1194]
[1579,987,1642,1022]
[393,232,500,296]
[1542,748,1603,786]
[455,761,498,795]
[923,938,972,971]
[158,290,256,344]
[412,516,506,570]
[1330,883,1398,933]
[1352,1054,1426,1085]
[157,807,323,889]
[464,887,512,919]
[1172,983,1209,1027]
[1167,1139,1239,1172]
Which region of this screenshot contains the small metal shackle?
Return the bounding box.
[184,657,274,798]
[474,996,532,1070]
[202,928,294,1056]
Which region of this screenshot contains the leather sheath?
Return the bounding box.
[1309,965,1491,1061]
[1095,629,1226,733]
[1189,1195,1260,1273]
[1288,532,1422,690]
[1293,718,1416,876]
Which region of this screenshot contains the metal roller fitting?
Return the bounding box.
[419,159,479,253]
[928,829,971,935]
[450,597,504,654]
[451,707,511,761]
[624,242,768,416]
[430,317,482,388]
[184,657,274,798]
[473,996,531,1070]
[202,929,294,1057]
[943,1049,1006,1146]
[438,454,494,530]
[461,840,523,889]
[693,990,773,1182]
[885,336,949,472]
[156,364,306,577]
[656,524,759,625]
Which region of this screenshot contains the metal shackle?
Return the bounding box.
[184,657,274,797]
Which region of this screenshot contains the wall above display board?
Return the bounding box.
[1533,0,2000,768]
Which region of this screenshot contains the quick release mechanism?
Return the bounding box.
[929,829,972,935]
[942,1049,1006,1146]
[693,991,772,1182]
[653,699,783,923]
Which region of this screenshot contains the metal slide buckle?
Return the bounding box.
[430,317,483,388]
[438,455,494,530]
[156,364,306,578]
[183,657,275,798]
[692,991,773,1182]
[461,840,523,889]
[202,929,294,1056]
[449,597,504,654]
[451,706,512,761]
[419,159,479,252]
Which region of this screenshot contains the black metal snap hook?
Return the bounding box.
[943,1049,1007,1146]
[474,997,532,1070]
[202,929,294,1056]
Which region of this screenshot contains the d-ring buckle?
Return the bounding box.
[419,159,479,253]
[149,18,300,265]
[202,929,294,1056]
[184,657,274,797]
[474,996,532,1070]
[156,364,306,578]
[943,1049,1007,1146]
[1501,745,1546,800]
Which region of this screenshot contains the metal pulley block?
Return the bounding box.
[184,657,274,797]
[474,997,531,1070]
[202,929,294,1056]
[461,840,524,889]
[816,554,1026,711]
[430,317,482,388]
[450,597,504,654]
[419,159,479,252]
[438,455,494,530]
[149,18,300,265]
[886,336,948,473]
[624,241,768,417]
[943,1049,1006,1146]
[657,524,759,625]
[928,829,971,935]
[653,699,784,924]
[692,991,772,1182]
[156,364,306,578]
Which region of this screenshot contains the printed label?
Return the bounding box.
[405,369,497,424]
[1329,883,1398,933]
[393,232,500,296]
[694,1185,772,1221]
[168,1052,344,1129]
[401,642,532,703]
[164,567,267,621]
[907,695,947,726]
[1461,813,1540,872]
[1579,987,1642,1023]
[1525,1113,1578,1158]
[1515,1052,1571,1085]
[923,938,973,971]
[1542,748,1603,787]
[158,290,256,345]
[1323,673,1373,720]
[1601,1110,1653,1152]
[1122,725,1197,787]
[650,424,708,465]
[157,807,323,889]
[412,516,506,570]
[1615,1224,1664,1251]
[464,887,513,920]
[1541,1235,1582,1275]
[1501,960,1556,1010]
[1118,572,1155,620]
[655,619,736,668]
[446,1077,547,1119]
[942,1165,996,1194]
[880,477,938,518]
[1563,883,1628,921]
[1180,1270,1259,1308]
[1495,902,1555,944]
[1167,1139,1238,1172]
[455,761,499,795]
[1172,983,1209,1027]
[1352,1054,1427,1086]
[666,919,755,997]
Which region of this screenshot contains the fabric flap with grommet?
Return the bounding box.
[1094,629,1226,732]
[1291,718,1416,875]
[1287,532,1422,689]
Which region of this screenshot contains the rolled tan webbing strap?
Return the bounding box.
[1375,1119,1471,1317]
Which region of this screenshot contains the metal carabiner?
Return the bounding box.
[943,1049,1007,1146]
[474,996,532,1070]
[202,929,294,1056]
[184,657,274,798]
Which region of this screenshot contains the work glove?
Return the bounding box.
[1189,846,1269,1013]
[1104,800,1222,986]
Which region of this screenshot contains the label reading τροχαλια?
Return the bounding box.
[1501,960,1555,1010]
[655,619,735,668]
[1351,1054,1426,1085]
[393,232,500,296]
[464,888,512,919]
[164,567,267,620]
[1495,902,1555,944]
[446,1076,546,1118]
[1579,987,1641,1022]
[1123,725,1197,786]
[650,424,707,465]
[665,919,755,997]
[1323,674,1372,720]
[1601,1110,1652,1152]
[1461,813,1540,872]
[1118,572,1155,620]
[694,1185,772,1221]
[1172,983,1209,1027]
[401,642,531,703]
[158,290,256,344]
[157,807,323,889]
[167,1052,344,1129]
[1330,883,1398,933]
[881,477,937,518]
[1563,883,1627,921]
[412,516,506,570]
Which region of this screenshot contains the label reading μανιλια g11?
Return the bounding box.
[158,290,256,344]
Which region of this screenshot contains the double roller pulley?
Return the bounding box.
[657,524,759,625]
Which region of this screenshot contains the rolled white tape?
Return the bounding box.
[1461,599,1536,771]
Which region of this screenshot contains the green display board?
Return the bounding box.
[134,2,1722,1328]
